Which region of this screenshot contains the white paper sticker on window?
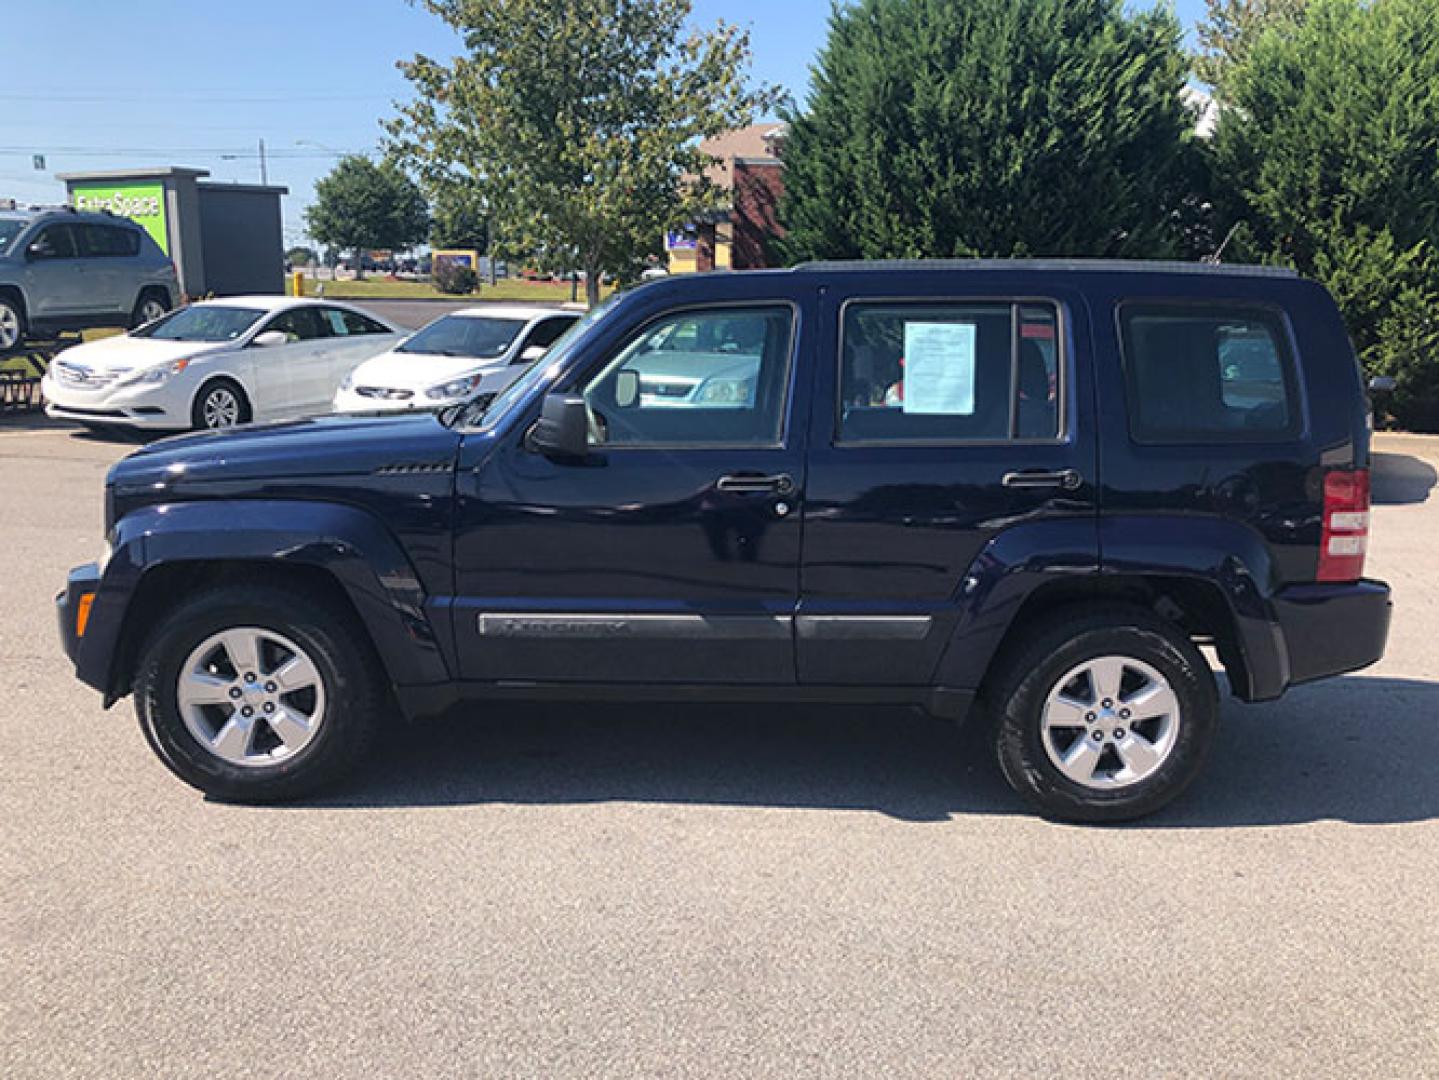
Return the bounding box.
[902,322,976,415]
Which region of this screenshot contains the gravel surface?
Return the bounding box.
[2,420,1436,1079]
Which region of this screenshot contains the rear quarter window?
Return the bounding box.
[1119,304,1302,444]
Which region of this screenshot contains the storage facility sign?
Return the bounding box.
[71,183,169,254]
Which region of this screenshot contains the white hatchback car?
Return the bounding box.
[41,296,403,431]
[333,304,580,413]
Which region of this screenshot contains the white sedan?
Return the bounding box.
[41,296,403,431]
[333,304,580,413]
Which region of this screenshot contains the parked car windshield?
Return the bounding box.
[0,219,25,256]
[134,306,266,342]
[448,295,620,430]
[397,315,526,359]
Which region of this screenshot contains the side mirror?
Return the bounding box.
[25,241,47,261]
[615,369,640,408]
[252,330,289,348]
[528,392,589,460]
[1368,375,1397,394]
[519,345,546,363]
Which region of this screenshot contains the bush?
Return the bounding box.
[1213,0,1439,430]
[432,260,478,295]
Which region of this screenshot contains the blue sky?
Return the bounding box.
[3,1,1209,245]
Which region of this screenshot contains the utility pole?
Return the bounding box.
[259,139,268,186]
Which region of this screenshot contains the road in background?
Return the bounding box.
[2,421,1436,1079]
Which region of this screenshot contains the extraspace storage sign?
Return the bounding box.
[70,183,169,254]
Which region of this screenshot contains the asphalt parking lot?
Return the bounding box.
[2,419,1436,1079]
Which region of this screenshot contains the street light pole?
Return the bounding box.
[259,138,268,186]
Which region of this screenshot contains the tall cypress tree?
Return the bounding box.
[780,0,1195,261]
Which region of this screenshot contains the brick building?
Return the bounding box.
[666,123,786,273]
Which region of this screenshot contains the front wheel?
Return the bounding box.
[988,606,1218,823]
[0,295,25,352]
[134,584,387,801]
[191,378,251,430]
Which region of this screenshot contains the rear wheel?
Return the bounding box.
[0,295,25,352]
[988,606,1218,822]
[191,378,251,430]
[131,290,170,329]
[134,584,386,801]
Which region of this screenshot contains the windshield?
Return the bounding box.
[398,315,526,359]
[134,305,265,342]
[0,219,25,256]
[448,295,621,430]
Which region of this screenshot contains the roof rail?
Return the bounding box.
[794,258,1300,279]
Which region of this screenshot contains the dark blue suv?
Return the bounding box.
[56,261,1392,820]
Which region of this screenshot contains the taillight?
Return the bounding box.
[1318,468,1370,582]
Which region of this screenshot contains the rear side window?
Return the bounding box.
[1120,305,1300,443]
[80,224,140,258]
[338,309,391,336]
[838,301,1061,443]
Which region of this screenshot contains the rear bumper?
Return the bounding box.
[1274,579,1391,688]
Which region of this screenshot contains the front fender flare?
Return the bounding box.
[84,499,450,697]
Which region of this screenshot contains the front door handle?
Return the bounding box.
[1002,468,1082,491]
[716,472,795,495]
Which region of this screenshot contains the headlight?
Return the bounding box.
[115,359,189,387]
[695,378,750,405]
[425,374,483,400]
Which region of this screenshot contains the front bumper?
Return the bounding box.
[56,561,110,693]
[41,373,182,429]
[1274,578,1392,687]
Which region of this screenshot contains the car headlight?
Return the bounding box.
[695,378,750,405]
[116,359,190,387]
[425,374,483,400]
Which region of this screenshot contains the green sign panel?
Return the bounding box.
[71,183,169,254]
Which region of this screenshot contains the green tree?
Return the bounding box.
[304,156,429,280]
[1194,0,1309,96]
[285,245,317,267]
[1213,0,1439,429]
[387,0,784,305]
[429,185,489,255]
[780,0,1196,263]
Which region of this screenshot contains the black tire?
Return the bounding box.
[0,293,26,353]
[133,583,387,802]
[987,605,1218,823]
[191,377,251,430]
[130,289,170,330]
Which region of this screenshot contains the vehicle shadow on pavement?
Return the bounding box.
[304,674,1439,828]
[1372,452,1436,505]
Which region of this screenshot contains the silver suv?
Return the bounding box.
[0,207,178,352]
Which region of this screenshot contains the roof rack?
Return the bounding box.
[794,258,1299,279]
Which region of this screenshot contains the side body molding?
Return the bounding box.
[86,499,451,697]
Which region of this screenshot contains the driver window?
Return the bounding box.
[265,307,327,343]
[580,305,794,447]
[31,225,78,260]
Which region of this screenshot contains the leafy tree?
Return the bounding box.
[387,0,784,305]
[429,185,489,255]
[285,245,317,267]
[1194,0,1309,96]
[304,156,429,279]
[1213,0,1439,429]
[780,0,1196,263]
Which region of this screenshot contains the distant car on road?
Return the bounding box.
[0,207,178,352]
[334,304,580,413]
[41,296,402,431]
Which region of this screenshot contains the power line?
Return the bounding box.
[0,146,367,159]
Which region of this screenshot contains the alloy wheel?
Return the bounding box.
[139,298,168,324]
[1040,654,1181,790]
[201,387,241,428]
[175,627,327,768]
[0,304,19,351]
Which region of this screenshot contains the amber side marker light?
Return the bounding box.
[75,593,95,639]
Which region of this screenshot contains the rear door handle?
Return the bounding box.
[716,472,795,495]
[1002,468,1082,490]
